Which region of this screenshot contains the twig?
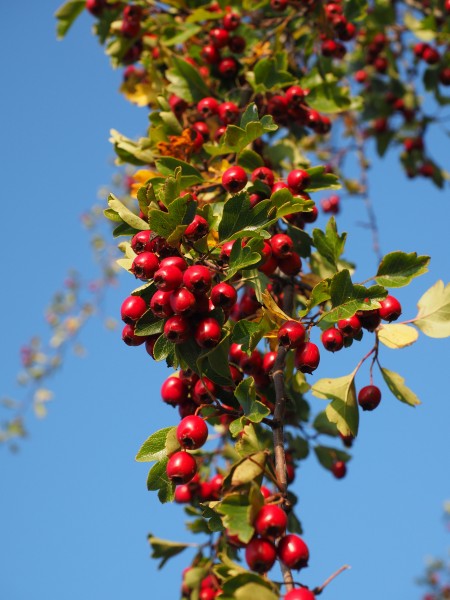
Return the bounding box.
[313,564,351,595]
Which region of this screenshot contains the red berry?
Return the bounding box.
[422,46,440,64]
[150,290,173,318]
[278,253,302,276]
[222,166,248,193]
[285,85,307,105]
[331,460,347,479]
[357,309,381,331]
[321,328,344,352]
[170,287,197,315]
[209,27,229,48]
[223,12,240,30]
[270,233,294,259]
[218,57,239,79]
[284,588,316,600]
[195,317,222,349]
[210,282,238,309]
[166,451,197,484]
[278,321,306,349]
[183,265,212,294]
[337,315,362,337]
[131,252,159,280]
[164,315,190,343]
[174,484,194,503]
[145,335,158,359]
[358,385,381,411]
[251,167,275,187]
[161,376,188,406]
[201,44,221,64]
[294,342,320,374]
[245,537,277,573]
[302,205,319,224]
[379,295,402,322]
[177,415,209,449]
[131,230,158,254]
[262,351,277,374]
[122,323,146,346]
[209,473,224,499]
[86,0,107,16]
[277,534,309,570]
[240,349,263,375]
[184,215,209,241]
[154,265,184,291]
[271,0,288,10]
[287,169,310,193]
[439,67,450,86]
[193,377,216,404]
[120,295,147,324]
[229,342,246,364]
[229,35,246,53]
[197,97,220,117]
[218,101,240,124]
[254,505,288,538]
[159,256,188,271]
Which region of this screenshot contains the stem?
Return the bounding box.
[313,564,351,595]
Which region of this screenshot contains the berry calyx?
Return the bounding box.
[358,384,381,411]
[122,324,146,346]
[337,315,362,337]
[245,537,277,573]
[166,451,197,484]
[183,265,212,294]
[130,252,159,280]
[379,295,402,322]
[176,415,209,449]
[154,265,184,291]
[222,166,248,193]
[321,328,344,352]
[277,534,310,570]
[195,317,222,349]
[164,315,190,344]
[254,504,287,538]
[210,282,238,309]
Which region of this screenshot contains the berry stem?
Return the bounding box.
[313,564,351,595]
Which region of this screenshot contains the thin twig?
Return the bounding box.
[313,564,351,595]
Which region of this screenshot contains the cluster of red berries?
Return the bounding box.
[320,194,340,214]
[414,42,450,86]
[320,0,357,59]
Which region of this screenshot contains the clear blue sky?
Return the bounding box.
[1,2,449,599]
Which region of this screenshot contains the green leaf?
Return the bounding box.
[218,193,270,242]
[234,378,270,423]
[305,167,341,192]
[152,335,175,362]
[148,195,197,243]
[162,23,201,46]
[251,55,297,92]
[312,217,346,271]
[235,423,265,456]
[166,57,211,103]
[134,311,165,337]
[155,157,203,188]
[225,451,267,487]
[375,251,430,288]
[147,534,190,569]
[324,270,387,322]
[237,149,265,171]
[314,445,351,470]
[222,573,277,596]
[306,83,362,114]
[146,457,176,503]
[55,0,85,40]
[232,320,264,353]
[108,193,150,231]
[136,427,177,462]
[214,490,262,543]
[197,333,233,387]
[414,280,450,338]
[234,583,279,600]
[312,373,359,437]
[110,129,154,165]
[225,241,263,281]
[344,0,368,21]
[380,367,421,406]
[313,411,339,436]
[378,324,419,349]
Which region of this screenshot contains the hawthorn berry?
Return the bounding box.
[183,265,212,294]
[197,97,220,117]
[210,282,237,309]
[251,167,275,187]
[184,215,209,241]
[122,324,146,346]
[262,351,277,374]
[150,290,173,318]
[159,256,188,272]
[154,265,184,291]
[176,415,208,450]
[278,321,306,349]
[201,44,221,64]
[120,295,147,324]
[278,252,302,276]
[284,588,316,600]
[285,85,307,105]
[130,252,159,280]
[358,385,381,411]
[174,484,194,504]
[277,534,309,570]
[218,57,239,79]
[209,27,229,48]
[163,315,190,344]
[170,288,197,315]
[379,295,402,322]
[337,315,362,337]
[254,504,288,538]
[166,451,197,485]
[223,12,240,30]
[218,101,240,124]
[222,166,248,193]
[357,309,381,331]
[161,376,188,406]
[195,317,222,349]
[331,460,347,479]
[287,169,310,193]
[229,35,246,53]
[270,233,294,258]
[294,342,321,374]
[245,537,277,573]
[321,328,344,352]
[192,377,216,404]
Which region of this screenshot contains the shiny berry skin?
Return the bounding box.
[379,295,402,322]
[163,315,190,343]
[122,324,146,346]
[166,451,197,485]
[222,166,248,193]
[278,252,302,276]
[229,342,246,364]
[271,0,288,10]
[86,0,107,16]
[170,287,196,315]
[337,315,362,337]
[251,167,275,187]
[302,205,319,224]
[145,335,158,359]
[192,377,216,404]
[209,473,223,499]
[177,415,208,450]
[270,233,294,258]
[184,215,209,241]
[159,256,188,272]
[161,376,188,406]
[278,321,306,349]
[210,282,238,309]
[130,252,159,280]
[262,351,277,374]
[287,169,310,193]
[174,484,194,503]
[209,27,229,48]
[277,534,309,570]
[294,342,320,374]
[197,97,220,117]
[183,265,212,294]
[223,12,240,30]
[357,309,381,332]
[331,460,347,479]
[423,46,440,64]
[150,290,173,318]
[321,328,344,352]
[439,67,450,86]
[285,85,307,105]
[245,537,277,573]
[154,265,183,291]
[358,385,381,411]
[254,505,287,538]
[218,101,240,124]
[201,44,221,64]
[131,230,157,254]
[218,57,239,78]
[284,588,316,600]
[195,318,222,349]
[120,295,147,324]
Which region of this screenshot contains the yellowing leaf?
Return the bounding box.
[380,368,421,406]
[414,280,450,338]
[261,291,291,325]
[120,81,157,107]
[378,324,419,349]
[130,169,157,198]
[312,372,358,437]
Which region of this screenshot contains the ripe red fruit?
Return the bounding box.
[302,205,318,224]
[150,290,174,318]
[170,287,196,315]
[378,295,402,322]
[278,321,306,349]
[254,505,288,538]
[294,342,320,374]
[284,588,316,600]
[177,415,209,449]
[245,537,277,573]
[218,101,240,124]
[145,335,158,359]
[131,230,157,254]
[154,265,184,291]
[229,35,246,53]
[277,534,309,570]
[357,309,381,331]
[120,295,147,324]
[159,256,188,272]
[439,67,450,86]
[122,324,146,346]
[262,351,277,374]
[240,349,263,375]
[161,376,188,406]
[278,252,302,275]
[285,85,307,105]
[197,97,220,117]
[209,473,224,499]
[337,315,362,337]
[331,460,347,479]
[210,282,237,309]
[193,377,216,404]
[209,27,229,48]
[321,328,344,352]
[287,169,310,193]
[223,12,240,30]
[218,57,239,78]
[163,315,191,343]
[130,252,159,280]
[271,0,288,10]
[358,384,381,411]
[174,484,194,503]
[201,44,221,64]
[251,167,275,187]
[195,317,222,349]
[183,265,212,294]
[229,342,246,364]
[422,46,440,64]
[166,451,197,484]
[270,233,294,258]
[184,215,209,241]
[86,0,107,16]
[222,166,248,193]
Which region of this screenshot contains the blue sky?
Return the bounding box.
[1,2,449,599]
